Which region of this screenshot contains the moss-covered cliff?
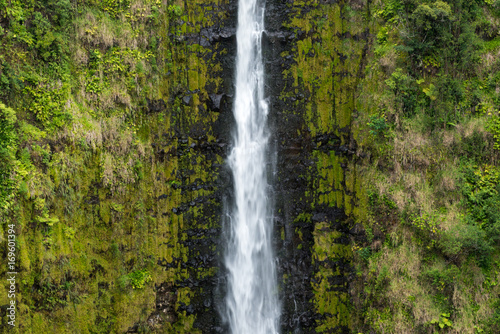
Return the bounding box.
[1,0,500,333]
[0,0,234,332]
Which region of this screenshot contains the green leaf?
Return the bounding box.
[38,216,59,226]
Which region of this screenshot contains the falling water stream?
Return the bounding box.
[224,0,280,333]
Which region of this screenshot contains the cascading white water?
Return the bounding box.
[225,0,280,333]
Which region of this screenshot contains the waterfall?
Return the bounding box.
[224,0,280,333]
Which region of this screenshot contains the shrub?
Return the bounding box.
[487,114,500,150]
[422,265,459,292]
[34,278,75,311]
[167,4,183,18]
[461,164,499,224]
[24,84,70,128]
[385,68,418,117]
[408,213,442,248]
[0,103,17,213]
[119,269,151,289]
[439,223,493,267]
[359,247,372,262]
[367,114,388,137]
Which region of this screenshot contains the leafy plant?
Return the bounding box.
[423,266,459,292]
[367,114,388,137]
[167,4,183,18]
[408,213,443,248]
[34,278,76,311]
[92,0,131,17]
[0,102,17,213]
[430,313,453,329]
[63,226,76,239]
[38,215,60,226]
[487,114,500,150]
[359,247,372,262]
[24,84,69,128]
[461,164,500,229]
[385,68,419,117]
[439,221,493,267]
[120,269,152,289]
[110,202,124,212]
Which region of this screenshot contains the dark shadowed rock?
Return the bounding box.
[208,93,225,112]
[146,98,167,113]
[182,95,192,106]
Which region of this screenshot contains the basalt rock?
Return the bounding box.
[146,97,167,113]
[208,93,226,112]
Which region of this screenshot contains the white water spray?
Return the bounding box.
[225,0,280,333]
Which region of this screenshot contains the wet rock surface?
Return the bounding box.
[264,0,370,331]
[266,0,353,331]
[141,0,368,332]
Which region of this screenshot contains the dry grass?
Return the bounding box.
[73,45,89,65]
[438,167,458,193]
[391,187,407,213]
[58,99,103,150]
[100,152,114,187]
[379,240,420,279]
[456,116,488,139]
[451,264,491,333]
[366,111,467,216]
[55,100,146,195]
[74,5,154,51]
[378,47,397,75]
[75,12,114,49]
[442,127,459,149]
[99,83,132,111]
[130,0,153,24]
[367,240,443,331]
[393,127,431,170]
[483,50,500,69]
[440,203,460,231]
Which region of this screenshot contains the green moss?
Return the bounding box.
[0,0,230,331]
[280,1,375,330]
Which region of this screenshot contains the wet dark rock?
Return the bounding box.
[209,27,236,42]
[98,282,109,290]
[182,95,192,106]
[312,212,328,222]
[146,282,178,326]
[339,145,349,154]
[208,93,226,112]
[146,98,166,113]
[349,223,365,236]
[178,302,195,314]
[146,0,363,332]
[263,30,295,44]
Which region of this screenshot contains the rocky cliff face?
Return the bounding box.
[0,0,373,333]
[265,0,371,332]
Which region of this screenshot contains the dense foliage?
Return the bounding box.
[352,0,500,331]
